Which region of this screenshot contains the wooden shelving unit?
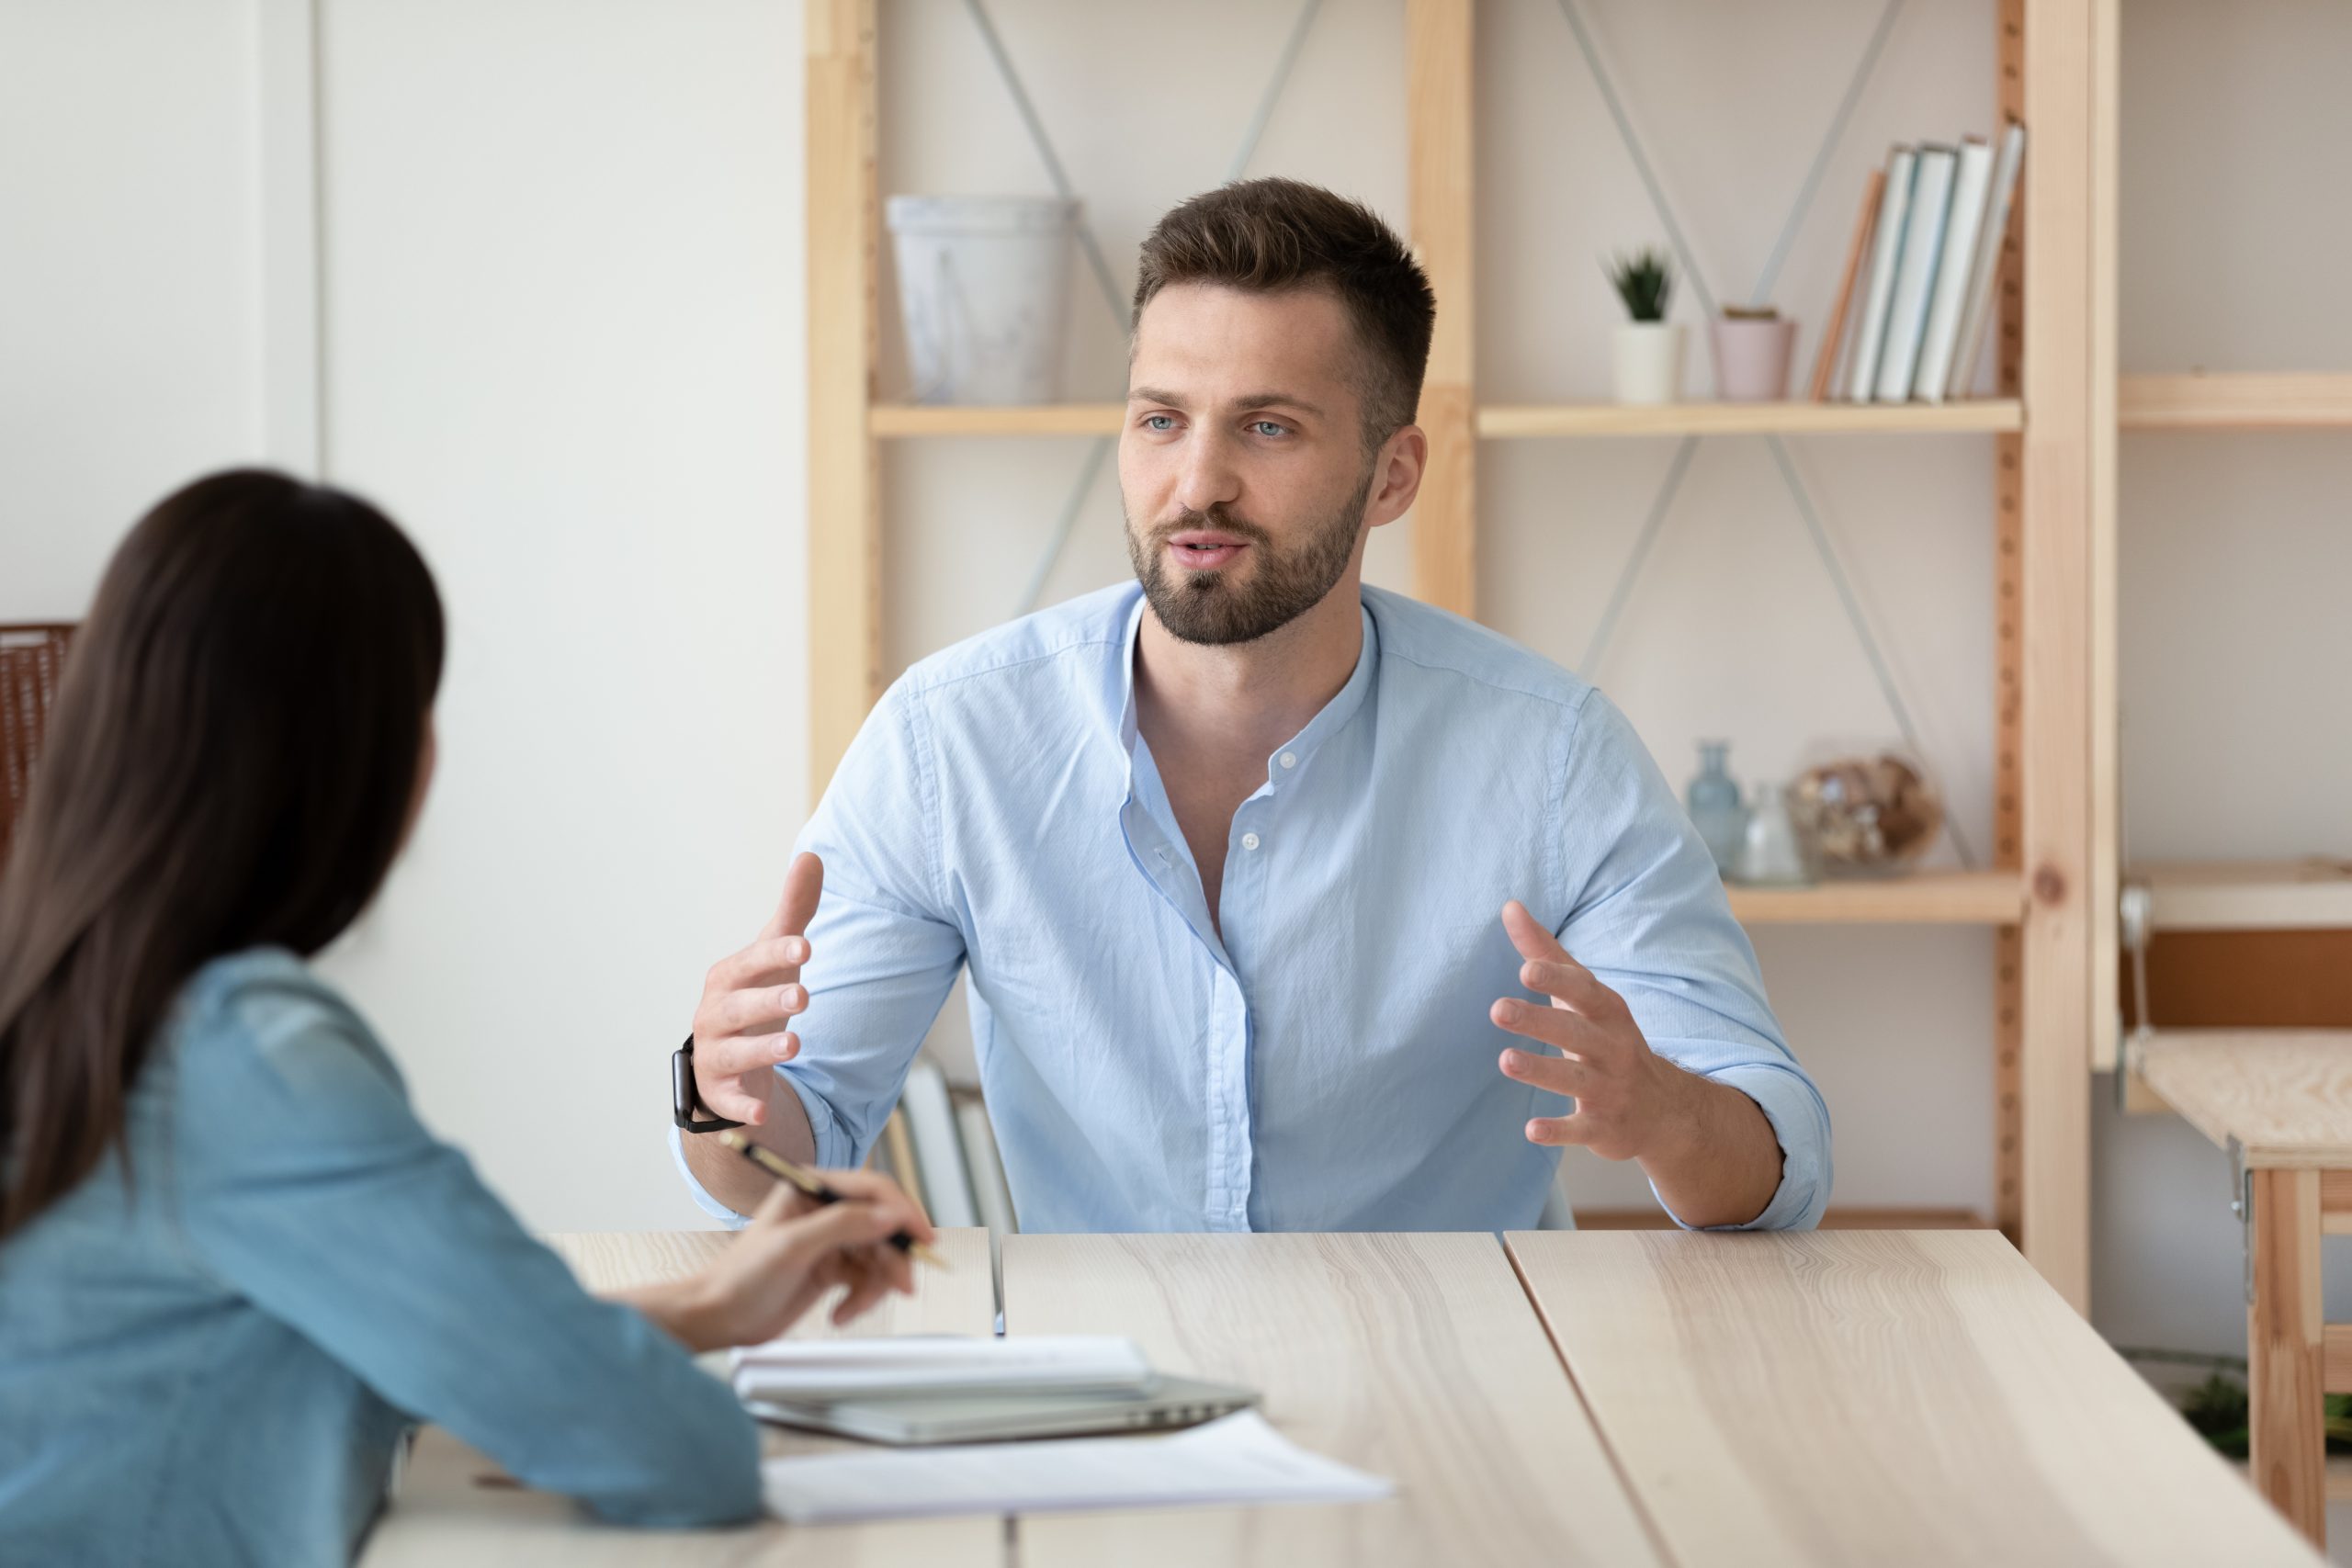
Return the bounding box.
[870,402,1124,438]
[872,398,2027,441]
[2120,372,2352,430]
[1727,871,2028,927]
[804,0,2113,1309]
[1477,399,2024,438]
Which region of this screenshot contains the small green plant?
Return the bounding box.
[1606,248,1673,322]
[2124,1348,2352,1460]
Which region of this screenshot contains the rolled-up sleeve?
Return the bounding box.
[675,676,968,1222]
[1552,693,1834,1231]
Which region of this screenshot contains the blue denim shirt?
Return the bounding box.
[677,582,1830,1234]
[0,949,758,1566]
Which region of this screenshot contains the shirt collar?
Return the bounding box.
[1113,589,1380,781]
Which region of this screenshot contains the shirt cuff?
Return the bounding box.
[666,1066,855,1227]
[1648,1062,1832,1232]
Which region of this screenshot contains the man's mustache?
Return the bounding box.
[1148,507,1274,548]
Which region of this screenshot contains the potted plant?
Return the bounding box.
[1607,249,1680,405]
[1710,303,1800,401]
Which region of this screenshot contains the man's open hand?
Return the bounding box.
[1489,898,1695,1161]
[690,852,824,1125]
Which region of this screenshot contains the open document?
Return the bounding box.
[761,1411,1394,1524]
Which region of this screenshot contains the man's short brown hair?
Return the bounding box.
[1132,178,1436,450]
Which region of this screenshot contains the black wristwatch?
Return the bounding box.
[672,1035,743,1133]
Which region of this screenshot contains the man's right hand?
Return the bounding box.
[690,852,825,1126]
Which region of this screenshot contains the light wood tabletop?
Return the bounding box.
[2131,1031,2352,1168]
[1507,1228,2322,1567]
[357,1227,1002,1568]
[999,1231,1664,1568]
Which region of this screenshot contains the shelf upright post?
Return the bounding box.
[2018,0,2107,1313]
[1993,0,2030,1252]
[807,0,883,802]
[1406,0,1478,619]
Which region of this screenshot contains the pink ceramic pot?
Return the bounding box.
[1709,316,1798,401]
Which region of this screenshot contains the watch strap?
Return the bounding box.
[672,1035,744,1133]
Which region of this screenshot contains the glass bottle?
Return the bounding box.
[1734,781,1817,886]
[1684,740,1747,875]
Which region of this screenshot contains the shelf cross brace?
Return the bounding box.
[1550,0,1978,871]
[957,0,1327,616]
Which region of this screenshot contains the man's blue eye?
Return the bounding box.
[1145,415,1176,432]
[1252,421,1288,437]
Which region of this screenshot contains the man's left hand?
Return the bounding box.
[1488,898,1697,1161]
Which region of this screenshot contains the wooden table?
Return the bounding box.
[1000,1232,1662,1566]
[2133,1029,2352,1547]
[357,1227,1001,1567]
[1509,1228,2319,1566]
[362,1226,2317,1566]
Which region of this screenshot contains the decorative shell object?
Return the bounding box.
[1789,750,1944,874]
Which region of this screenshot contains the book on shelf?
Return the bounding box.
[955,1091,1019,1236]
[1871,143,1958,402]
[898,1055,978,1227]
[1843,144,1917,403]
[1912,137,1996,402]
[1810,164,1885,401]
[1943,120,2029,401]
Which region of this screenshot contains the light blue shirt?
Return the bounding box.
[680,583,1829,1234]
[1,950,760,1567]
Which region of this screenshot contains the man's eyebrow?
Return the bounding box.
[1125,386,1327,418]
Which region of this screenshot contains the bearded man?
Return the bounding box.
[672,178,1829,1235]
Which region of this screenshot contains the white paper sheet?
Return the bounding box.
[731,1334,1151,1404]
[760,1410,1394,1524]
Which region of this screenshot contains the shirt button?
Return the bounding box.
[1278,752,1296,770]
[1241,832,1261,852]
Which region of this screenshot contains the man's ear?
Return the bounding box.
[1363,423,1429,530]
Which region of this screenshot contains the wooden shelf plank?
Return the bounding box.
[871,400,2030,439]
[871,402,1124,437]
[1476,399,2022,438]
[1725,870,2027,925]
[2131,858,2352,930]
[2120,372,2352,429]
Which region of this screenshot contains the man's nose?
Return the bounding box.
[1172,427,1242,517]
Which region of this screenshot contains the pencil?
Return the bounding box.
[717,1131,948,1269]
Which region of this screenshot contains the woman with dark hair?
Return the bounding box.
[0,470,931,1564]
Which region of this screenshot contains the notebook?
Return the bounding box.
[730,1334,1154,1404]
[748,1373,1259,1446]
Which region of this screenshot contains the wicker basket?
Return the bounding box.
[1,624,74,863]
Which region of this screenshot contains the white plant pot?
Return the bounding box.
[886,195,1077,406]
[1613,321,1685,405]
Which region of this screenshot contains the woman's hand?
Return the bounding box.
[621,1169,935,1353]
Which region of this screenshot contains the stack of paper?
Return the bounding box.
[761,1410,1394,1524]
[730,1335,1154,1404]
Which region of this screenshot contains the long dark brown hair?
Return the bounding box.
[0,469,444,1235]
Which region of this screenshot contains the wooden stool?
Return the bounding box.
[2134,1030,2352,1547]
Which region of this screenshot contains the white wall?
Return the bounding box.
[3,3,2346,1338]
[0,1,265,611]
[309,0,808,1228]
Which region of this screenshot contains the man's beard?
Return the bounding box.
[1124,468,1373,647]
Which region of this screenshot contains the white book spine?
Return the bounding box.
[955,1096,1017,1236]
[899,1057,977,1227]
[1845,146,1916,403]
[1945,122,2030,400]
[1873,145,1958,402]
[1913,138,1995,402]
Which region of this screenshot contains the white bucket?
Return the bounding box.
[886,195,1078,406]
